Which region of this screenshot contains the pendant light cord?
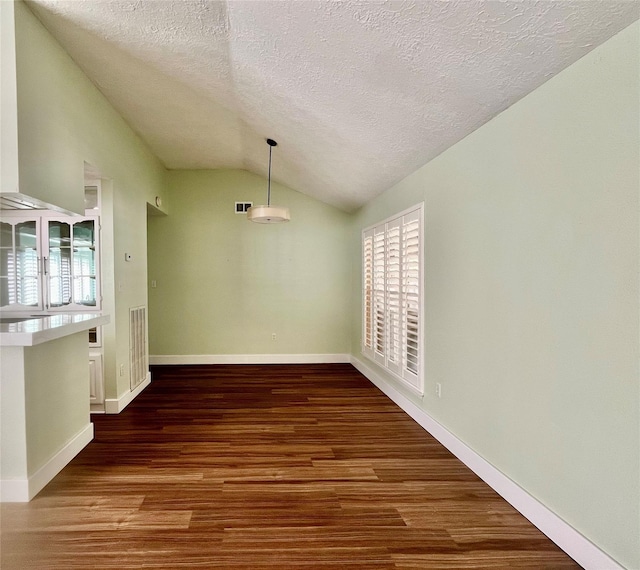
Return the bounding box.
[267,144,272,206]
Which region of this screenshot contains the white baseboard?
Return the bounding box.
[350,356,623,570]
[105,372,151,414]
[149,354,351,365]
[1,423,94,502]
[0,479,29,503]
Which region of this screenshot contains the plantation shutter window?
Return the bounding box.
[362,204,423,394]
[373,225,386,364]
[385,218,402,376]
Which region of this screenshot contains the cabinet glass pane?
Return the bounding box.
[73,221,94,248]
[18,277,39,306]
[49,221,71,245]
[73,248,95,277]
[0,276,9,306]
[16,222,38,305]
[0,222,12,247]
[0,222,15,306]
[48,221,72,307]
[49,247,72,277]
[17,248,38,278]
[74,276,96,306]
[49,273,72,307]
[0,248,10,278]
[16,221,37,249]
[0,222,12,280]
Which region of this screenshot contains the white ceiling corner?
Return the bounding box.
[25,0,640,212]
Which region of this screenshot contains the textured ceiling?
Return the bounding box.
[25,0,639,211]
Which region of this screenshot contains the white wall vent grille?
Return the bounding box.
[129,306,148,390]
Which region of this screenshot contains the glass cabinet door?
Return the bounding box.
[48,220,73,308]
[0,218,42,310]
[16,222,40,307]
[45,217,100,311]
[72,220,97,307]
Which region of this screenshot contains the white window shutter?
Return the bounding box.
[401,210,421,387]
[362,229,374,355]
[373,225,386,365]
[385,218,402,376]
[362,204,423,395]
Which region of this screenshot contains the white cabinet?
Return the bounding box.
[89,351,104,409]
[1,210,106,412]
[0,212,101,312]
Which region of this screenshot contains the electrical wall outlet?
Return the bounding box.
[435,383,442,398]
[119,364,125,376]
[271,333,277,341]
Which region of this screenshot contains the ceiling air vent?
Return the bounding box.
[235,202,253,214]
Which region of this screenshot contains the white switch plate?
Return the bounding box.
[436,383,442,398]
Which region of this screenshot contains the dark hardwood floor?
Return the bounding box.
[1,364,581,569]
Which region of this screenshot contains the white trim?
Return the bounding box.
[361,352,424,397]
[149,354,351,365]
[0,479,29,503]
[1,423,93,502]
[351,355,624,570]
[105,372,151,414]
[362,202,426,233]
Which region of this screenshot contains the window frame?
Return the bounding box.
[362,203,424,395]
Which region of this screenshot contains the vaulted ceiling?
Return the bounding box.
[26,0,639,211]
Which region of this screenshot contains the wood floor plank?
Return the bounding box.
[0,364,581,569]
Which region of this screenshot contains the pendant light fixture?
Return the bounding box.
[247,138,290,223]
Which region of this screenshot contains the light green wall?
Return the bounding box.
[0,347,27,480]
[1,334,89,482]
[148,170,351,356]
[13,1,169,400]
[0,0,19,195]
[8,1,639,565]
[24,334,90,475]
[351,22,639,569]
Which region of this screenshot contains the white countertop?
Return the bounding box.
[0,313,110,347]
